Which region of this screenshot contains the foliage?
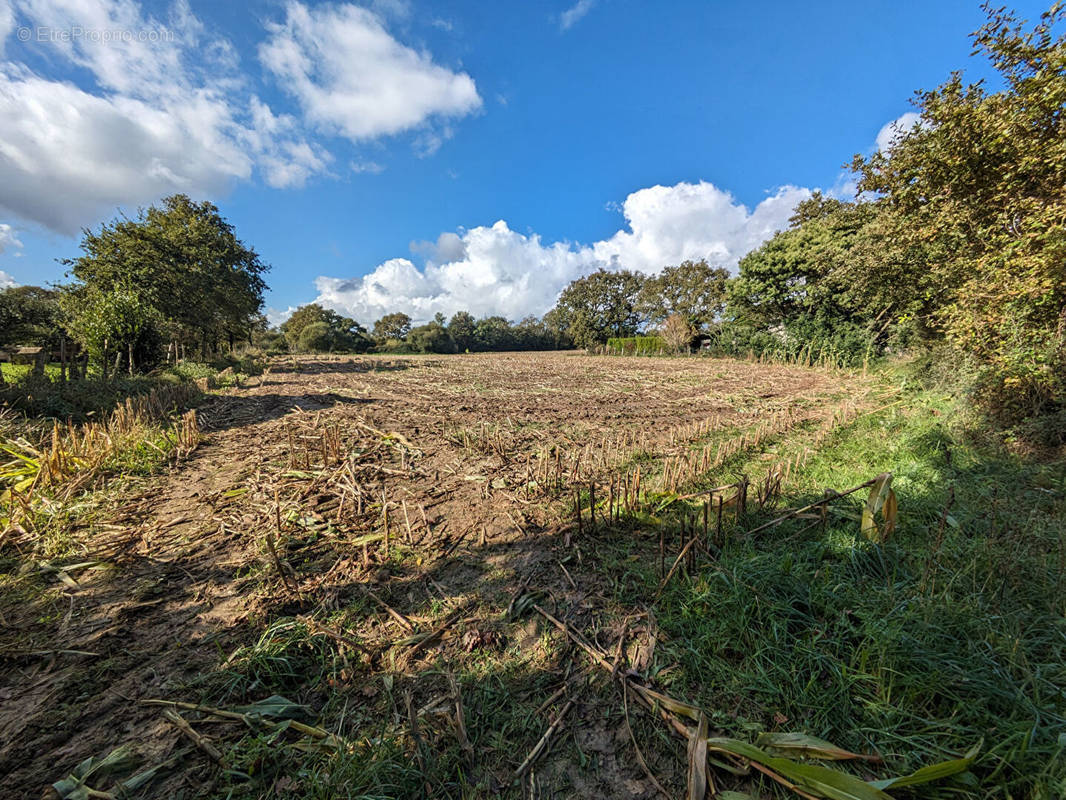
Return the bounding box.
[850,4,1066,421]
[606,335,668,355]
[447,310,477,351]
[660,313,694,352]
[60,287,162,375]
[638,259,729,330]
[407,321,457,353]
[472,315,514,351]
[549,268,646,348]
[372,312,412,342]
[724,194,919,349]
[0,286,63,349]
[281,304,370,353]
[62,194,267,364]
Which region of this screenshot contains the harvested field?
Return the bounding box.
[3,352,1058,798]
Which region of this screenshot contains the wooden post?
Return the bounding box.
[716,495,724,545]
[589,482,596,531]
[574,488,583,537]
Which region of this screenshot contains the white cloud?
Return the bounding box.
[351,159,385,175]
[0,0,478,234]
[0,222,22,254]
[592,182,810,273]
[259,2,481,144]
[559,0,596,30]
[876,111,922,153]
[0,2,15,55]
[266,305,297,326]
[0,66,256,232]
[0,0,328,233]
[311,180,808,325]
[0,270,16,288]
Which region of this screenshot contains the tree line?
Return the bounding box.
[1,195,267,381]
[731,4,1065,428]
[1,5,1059,432]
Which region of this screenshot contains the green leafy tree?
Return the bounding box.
[638,259,729,330]
[63,194,268,358]
[372,312,412,342]
[408,322,457,353]
[281,304,370,352]
[473,316,516,351]
[0,286,62,348]
[297,321,333,352]
[447,311,477,352]
[61,287,161,378]
[851,3,1066,418]
[550,269,646,348]
[513,315,556,350]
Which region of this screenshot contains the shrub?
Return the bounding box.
[606,336,668,355]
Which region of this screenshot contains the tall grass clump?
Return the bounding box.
[646,387,1066,798]
[606,336,668,355]
[0,381,202,554]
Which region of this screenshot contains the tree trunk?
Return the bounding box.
[102,339,110,382]
[60,338,67,382]
[128,341,135,375]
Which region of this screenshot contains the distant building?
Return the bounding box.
[11,346,44,366]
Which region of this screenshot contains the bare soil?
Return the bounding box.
[0,352,867,798]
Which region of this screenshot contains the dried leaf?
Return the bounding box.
[687,712,710,800]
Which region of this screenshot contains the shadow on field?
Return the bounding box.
[267,358,445,376]
[196,391,376,431]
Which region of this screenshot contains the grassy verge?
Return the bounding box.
[11,360,1063,799]
[632,381,1066,797]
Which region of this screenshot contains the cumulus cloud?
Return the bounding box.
[0,270,16,288]
[876,111,922,153]
[0,2,15,55]
[559,0,596,30]
[0,222,22,254]
[592,182,810,273]
[0,0,476,234]
[311,180,809,325]
[0,0,329,233]
[259,2,481,143]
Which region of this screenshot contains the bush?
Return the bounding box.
[376,338,414,354]
[298,321,332,352]
[407,323,457,354]
[606,336,668,355]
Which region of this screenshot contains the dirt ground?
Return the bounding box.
[0,352,867,798]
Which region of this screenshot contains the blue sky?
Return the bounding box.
[0,0,1050,325]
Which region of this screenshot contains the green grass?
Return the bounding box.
[179,378,1063,799]
[12,362,1062,799]
[1,362,63,382]
[638,384,1066,798]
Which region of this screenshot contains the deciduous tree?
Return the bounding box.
[550,269,645,348]
[638,260,729,330]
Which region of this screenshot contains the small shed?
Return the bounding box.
[11,347,43,366]
[12,346,45,368]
